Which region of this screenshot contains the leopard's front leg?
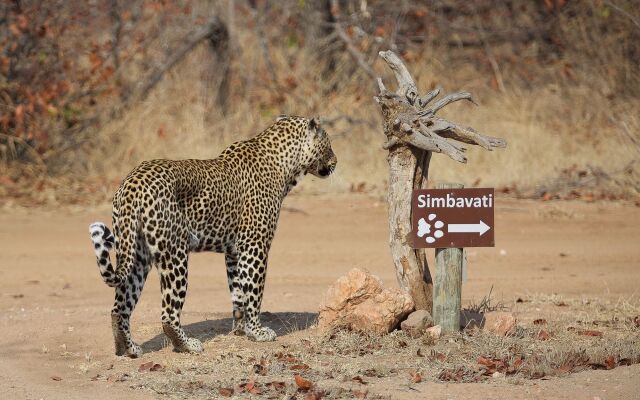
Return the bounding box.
[235,242,276,342]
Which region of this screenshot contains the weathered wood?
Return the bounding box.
[420,92,475,115]
[387,145,433,311]
[373,50,506,313]
[412,149,434,312]
[377,81,434,311]
[378,50,419,103]
[417,87,441,108]
[433,182,465,333]
[375,51,506,157]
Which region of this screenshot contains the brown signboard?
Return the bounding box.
[412,188,495,248]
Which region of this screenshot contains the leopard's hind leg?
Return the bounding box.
[142,195,203,353]
[225,249,245,335]
[111,234,151,357]
[155,240,203,353]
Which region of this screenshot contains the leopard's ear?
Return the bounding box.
[276,114,289,122]
[308,116,321,131]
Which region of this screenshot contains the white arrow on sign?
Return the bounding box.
[447,220,491,236]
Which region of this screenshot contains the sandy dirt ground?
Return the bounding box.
[0,194,639,399]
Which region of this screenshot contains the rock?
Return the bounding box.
[318,268,414,335]
[424,325,442,339]
[460,310,484,330]
[492,371,504,378]
[483,311,517,336]
[400,310,434,337]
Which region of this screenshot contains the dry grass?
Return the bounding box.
[2,15,638,207]
[72,23,640,202]
[465,285,505,314]
[77,294,640,399]
[2,2,639,207]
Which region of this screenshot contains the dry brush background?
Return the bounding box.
[1,0,639,206]
[2,2,640,398]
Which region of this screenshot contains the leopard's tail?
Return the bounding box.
[89,222,123,287]
[90,180,144,288]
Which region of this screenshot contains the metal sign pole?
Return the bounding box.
[433,182,464,333]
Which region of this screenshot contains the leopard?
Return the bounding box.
[89,116,336,357]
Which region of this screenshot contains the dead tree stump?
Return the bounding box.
[374,51,507,312]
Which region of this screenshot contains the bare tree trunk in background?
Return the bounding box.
[203,16,231,118]
[305,0,340,83]
[132,16,230,114]
[374,51,507,311]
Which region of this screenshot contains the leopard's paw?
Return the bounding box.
[125,343,143,358]
[230,319,246,336]
[246,326,276,342]
[115,341,142,358]
[174,337,203,354]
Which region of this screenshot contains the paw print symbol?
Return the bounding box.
[417,213,444,243]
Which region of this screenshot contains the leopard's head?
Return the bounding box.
[302,117,337,178]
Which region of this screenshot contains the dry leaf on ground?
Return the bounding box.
[294,374,313,391]
[537,330,551,340]
[138,361,153,372]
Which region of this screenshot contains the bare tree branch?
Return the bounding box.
[604,0,640,31]
[378,50,418,102]
[334,22,377,80]
[419,92,476,116]
[136,17,228,103]
[417,88,441,108]
[407,125,468,162]
[382,136,401,149]
[427,117,507,150]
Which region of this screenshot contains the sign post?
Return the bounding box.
[372,50,507,317]
[412,184,496,333]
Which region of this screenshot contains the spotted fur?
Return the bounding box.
[89,116,337,357]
